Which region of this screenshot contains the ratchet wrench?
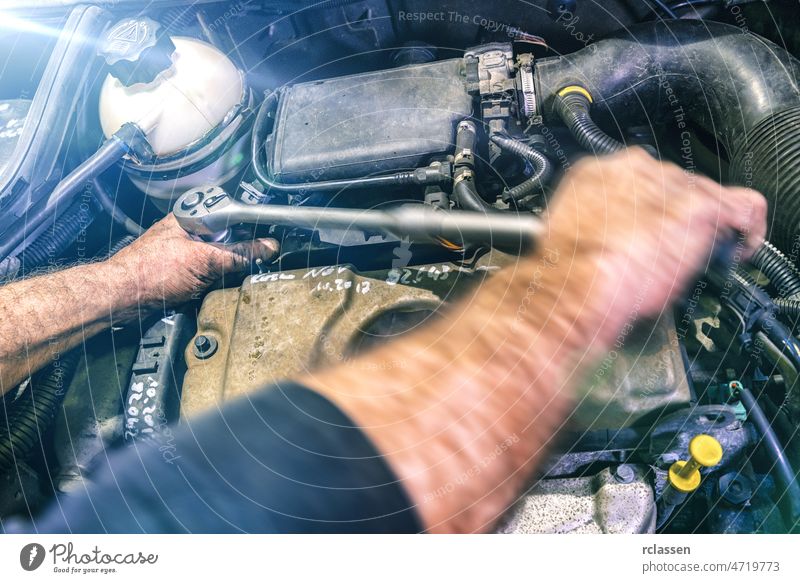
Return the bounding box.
[173,186,546,250]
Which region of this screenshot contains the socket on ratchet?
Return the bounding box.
[173,186,545,250]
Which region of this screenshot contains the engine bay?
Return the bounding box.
[2,0,800,534]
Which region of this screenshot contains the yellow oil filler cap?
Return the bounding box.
[668,434,723,493]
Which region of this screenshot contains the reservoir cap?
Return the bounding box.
[99,17,176,86]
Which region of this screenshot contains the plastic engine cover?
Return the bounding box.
[266,58,473,183]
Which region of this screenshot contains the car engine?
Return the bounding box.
[2,0,800,534]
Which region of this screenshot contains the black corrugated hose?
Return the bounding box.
[17,198,96,275]
[776,298,800,320]
[106,235,136,257]
[2,197,137,280]
[490,134,553,201]
[752,240,800,299]
[554,90,625,155]
[0,349,81,472]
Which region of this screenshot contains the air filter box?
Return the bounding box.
[265,58,473,183]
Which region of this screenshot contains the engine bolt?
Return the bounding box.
[193,334,218,359]
[614,464,636,484]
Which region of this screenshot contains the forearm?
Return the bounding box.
[303,246,618,533]
[303,152,768,533]
[0,213,278,394]
[0,260,142,393]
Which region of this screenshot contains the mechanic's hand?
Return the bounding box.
[528,147,767,347]
[109,213,279,308]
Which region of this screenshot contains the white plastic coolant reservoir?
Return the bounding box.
[98,36,244,158]
[95,17,249,207]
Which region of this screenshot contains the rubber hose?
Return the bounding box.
[714,270,800,527]
[0,349,80,471]
[752,240,800,299]
[490,134,554,200]
[72,94,144,238]
[554,92,625,155]
[738,387,800,527]
[453,180,496,212]
[455,119,478,154]
[756,311,800,375]
[1,133,133,271]
[47,137,129,214]
[17,198,95,273]
[91,177,145,237]
[535,20,800,253]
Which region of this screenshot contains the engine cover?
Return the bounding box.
[181,255,501,417]
[181,259,691,428]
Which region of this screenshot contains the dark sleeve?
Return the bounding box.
[6,383,421,533]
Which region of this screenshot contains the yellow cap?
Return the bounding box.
[667,434,723,494]
[689,434,723,467]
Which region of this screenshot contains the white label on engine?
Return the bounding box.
[251,273,296,284]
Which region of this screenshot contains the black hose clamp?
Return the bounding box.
[113,122,155,165]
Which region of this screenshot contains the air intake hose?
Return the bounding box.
[534,20,800,252]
